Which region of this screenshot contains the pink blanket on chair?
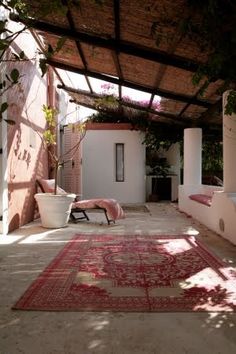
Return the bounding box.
[72,198,125,221]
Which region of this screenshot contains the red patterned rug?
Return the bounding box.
[13,234,236,312]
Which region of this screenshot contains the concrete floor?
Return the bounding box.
[0,202,236,354]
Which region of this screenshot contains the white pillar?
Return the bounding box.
[183,128,202,185]
[223,91,236,192]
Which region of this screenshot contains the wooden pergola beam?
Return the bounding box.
[49,59,211,107]
[58,84,188,125]
[11,14,201,73]
[197,99,222,126]
[62,0,93,93]
[113,0,122,100]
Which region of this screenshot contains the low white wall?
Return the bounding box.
[82,130,146,203]
[178,185,236,245]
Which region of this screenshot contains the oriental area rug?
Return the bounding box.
[13,234,236,312]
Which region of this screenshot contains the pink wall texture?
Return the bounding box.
[6,59,50,231]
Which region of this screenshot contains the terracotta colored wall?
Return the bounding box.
[60,126,82,195]
[6,27,49,232]
[86,123,133,130]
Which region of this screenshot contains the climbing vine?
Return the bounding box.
[224,91,236,116]
[151,0,236,113]
[0,0,103,124]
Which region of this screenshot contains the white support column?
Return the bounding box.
[223,91,236,192]
[183,128,202,185]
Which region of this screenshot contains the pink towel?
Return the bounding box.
[72,198,125,221]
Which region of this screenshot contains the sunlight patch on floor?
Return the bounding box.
[185,227,199,236]
[0,235,23,244]
[19,229,60,244]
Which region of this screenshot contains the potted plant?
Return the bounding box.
[146,148,171,202]
[34,105,86,228]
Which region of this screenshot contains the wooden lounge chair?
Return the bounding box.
[36,179,125,225]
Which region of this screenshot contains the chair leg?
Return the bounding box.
[103,209,115,225]
[82,210,90,221]
[70,209,89,223]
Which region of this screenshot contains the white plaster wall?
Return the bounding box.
[82,130,146,203]
[165,143,181,178]
[178,185,236,245]
[183,128,202,185]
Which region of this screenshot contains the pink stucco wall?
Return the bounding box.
[6,55,50,231]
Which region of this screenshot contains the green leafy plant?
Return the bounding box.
[202,140,223,174]
[224,91,236,116]
[41,104,86,195]
[147,155,170,178]
[0,0,86,124]
[152,0,236,113]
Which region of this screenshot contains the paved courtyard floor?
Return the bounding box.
[0,202,236,354]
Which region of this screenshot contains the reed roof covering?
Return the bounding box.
[19,0,231,137]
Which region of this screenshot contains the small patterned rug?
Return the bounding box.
[88,205,149,213]
[13,234,236,312]
[122,204,150,213]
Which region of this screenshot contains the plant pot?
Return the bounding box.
[35,193,76,228]
[148,193,159,202]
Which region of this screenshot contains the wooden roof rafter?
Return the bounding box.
[58,83,188,126]
[112,0,122,104]
[61,0,93,93]
[10,1,225,132]
[68,97,186,127]
[148,94,155,110]
[47,59,212,108]
[178,84,209,118]
[11,14,202,73]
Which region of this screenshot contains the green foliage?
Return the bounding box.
[150,158,170,177]
[0,100,7,121]
[224,91,236,116]
[0,38,9,50]
[42,105,57,146]
[89,111,124,123]
[95,95,119,108]
[43,129,56,145]
[153,0,236,112]
[202,140,223,172]
[41,105,87,194]
[0,69,21,124]
[55,37,67,53]
[89,110,182,151]
[0,0,70,110]
[143,125,180,151]
[92,0,105,5]
[39,58,48,77]
[187,1,236,97]
[0,102,8,113]
[146,148,171,177]
[10,68,20,83]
